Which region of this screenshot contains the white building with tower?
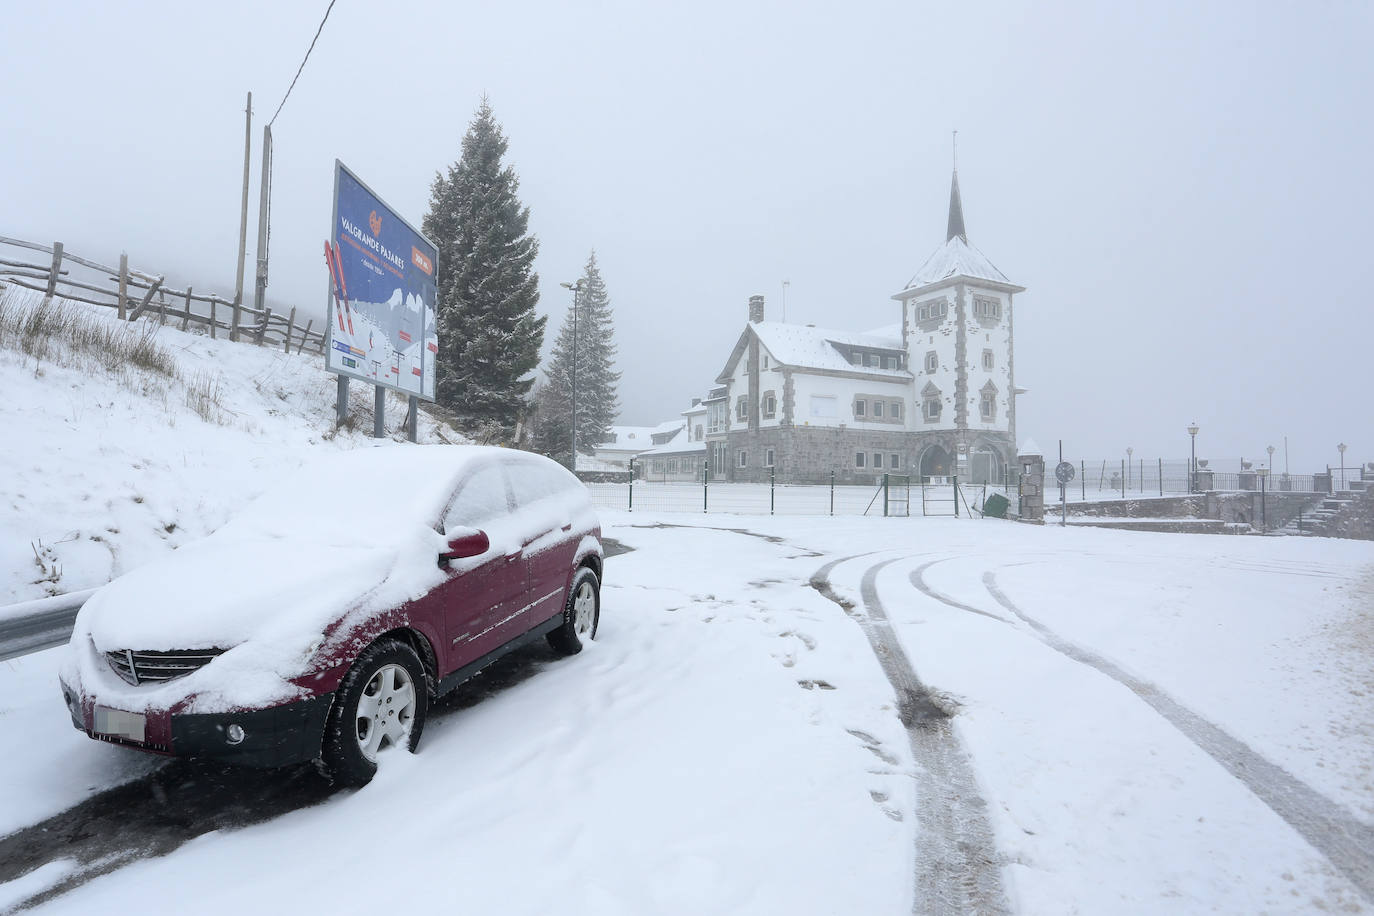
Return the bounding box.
[704,165,1025,485]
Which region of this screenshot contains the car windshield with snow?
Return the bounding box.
[58,445,603,785]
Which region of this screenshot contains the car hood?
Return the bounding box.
[66,528,448,714]
[80,535,403,653]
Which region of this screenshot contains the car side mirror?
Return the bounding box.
[439,529,490,566]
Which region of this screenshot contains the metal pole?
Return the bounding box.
[702,461,709,513]
[628,456,635,512]
[252,125,272,317]
[770,468,775,515]
[571,284,579,472]
[1158,457,1163,497]
[883,473,889,517]
[374,385,385,438]
[406,395,418,443]
[1080,460,1085,501]
[1261,474,1267,530]
[830,470,835,516]
[233,92,252,342]
[1190,433,1196,493]
[953,475,960,518]
[336,375,348,425]
[1121,459,1126,499]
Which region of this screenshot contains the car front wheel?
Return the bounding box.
[548,567,599,656]
[320,637,428,786]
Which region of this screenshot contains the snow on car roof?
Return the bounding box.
[221,444,510,542]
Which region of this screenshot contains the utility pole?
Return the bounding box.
[252,125,273,317]
[233,91,252,342]
[559,280,584,472]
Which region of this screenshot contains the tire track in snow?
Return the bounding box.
[909,557,1374,905]
[811,555,1010,916]
[978,569,1374,906]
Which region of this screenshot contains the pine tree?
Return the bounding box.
[533,251,622,465]
[423,99,545,433]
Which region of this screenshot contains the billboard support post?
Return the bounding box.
[406,396,418,443]
[374,385,385,438]
[252,125,272,317]
[336,376,348,425]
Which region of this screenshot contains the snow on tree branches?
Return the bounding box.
[422,99,545,434]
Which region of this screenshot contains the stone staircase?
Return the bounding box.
[1279,476,1373,538]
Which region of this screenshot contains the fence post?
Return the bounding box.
[1158,457,1163,496]
[883,473,889,517]
[230,295,242,342]
[181,286,192,331]
[1121,459,1126,499]
[1260,474,1267,530]
[209,297,217,338]
[1080,461,1085,500]
[284,307,296,353]
[702,461,709,514]
[830,470,835,516]
[628,456,635,512]
[298,319,312,354]
[953,475,960,517]
[770,468,775,515]
[117,253,128,320]
[44,242,63,300]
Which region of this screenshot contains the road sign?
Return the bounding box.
[1055,461,1075,485]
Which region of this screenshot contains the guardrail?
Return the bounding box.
[0,588,96,662]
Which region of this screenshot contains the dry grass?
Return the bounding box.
[0,289,177,378]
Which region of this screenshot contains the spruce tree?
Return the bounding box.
[533,251,622,465]
[423,99,545,433]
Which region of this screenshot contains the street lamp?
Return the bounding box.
[559,280,583,473]
[1187,423,1199,493]
[1338,442,1347,490]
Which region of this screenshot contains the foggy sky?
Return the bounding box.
[3,1,1370,474]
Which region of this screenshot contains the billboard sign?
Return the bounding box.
[326,160,438,400]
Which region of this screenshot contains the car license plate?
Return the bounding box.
[94,706,145,742]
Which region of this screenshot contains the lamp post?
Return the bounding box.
[1338,442,1347,490]
[1187,423,1199,493]
[559,280,583,472]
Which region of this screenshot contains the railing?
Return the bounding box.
[0,235,325,355]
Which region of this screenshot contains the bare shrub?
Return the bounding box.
[185,369,227,424]
[0,290,178,379]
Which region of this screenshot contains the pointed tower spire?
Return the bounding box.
[946,131,966,243]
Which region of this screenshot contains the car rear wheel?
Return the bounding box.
[320,638,427,786]
[548,567,599,656]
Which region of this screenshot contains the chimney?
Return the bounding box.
[691,398,701,407]
[748,295,765,323]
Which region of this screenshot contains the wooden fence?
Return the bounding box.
[0,235,326,355]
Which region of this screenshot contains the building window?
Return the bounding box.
[867,353,880,367]
[890,454,901,469]
[694,424,703,441]
[736,396,747,421]
[981,394,996,420]
[884,355,898,370]
[982,349,994,370]
[925,399,941,421]
[763,356,769,369]
[850,352,863,366]
[765,448,775,468]
[873,452,883,469]
[873,400,884,418]
[973,296,1002,320]
[925,351,938,372]
[854,398,867,418]
[737,450,748,468]
[892,401,903,420]
[762,392,777,419]
[810,395,837,417]
[855,451,866,468]
[668,459,677,474]
[917,300,948,321]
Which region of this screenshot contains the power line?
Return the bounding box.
[268,0,338,128]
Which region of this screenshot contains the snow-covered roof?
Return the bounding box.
[639,427,706,456]
[1018,438,1043,457]
[718,321,911,382]
[899,235,1018,292]
[594,426,659,451]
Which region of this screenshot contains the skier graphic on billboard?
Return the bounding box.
[325,161,439,400]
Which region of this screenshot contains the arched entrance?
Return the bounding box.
[919,444,953,481]
[970,445,1004,485]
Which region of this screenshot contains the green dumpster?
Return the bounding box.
[983,493,1010,519]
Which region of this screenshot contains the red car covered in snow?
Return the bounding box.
[59,445,603,785]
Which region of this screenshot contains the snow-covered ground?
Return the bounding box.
[1,297,1372,913]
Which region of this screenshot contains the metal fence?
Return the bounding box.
[1053,456,1328,500]
[586,474,1017,518]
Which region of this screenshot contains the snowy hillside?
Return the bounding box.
[0,292,466,606]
